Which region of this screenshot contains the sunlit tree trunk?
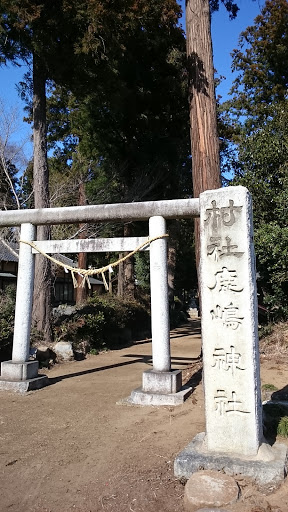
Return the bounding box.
[32,52,53,342]
[117,223,135,298]
[167,221,178,306]
[117,252,125,297]
[186,0,221,279]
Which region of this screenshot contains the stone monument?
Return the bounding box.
[174,186,287,487]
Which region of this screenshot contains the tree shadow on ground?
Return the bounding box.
[170,328,201,339]
[182,364,203,394]
[47,353,200,386]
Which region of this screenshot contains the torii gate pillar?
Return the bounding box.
[0,223,47,392]
[128,216,192,405]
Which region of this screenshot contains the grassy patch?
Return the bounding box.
[277,416,288,438]
[262,383,278,392]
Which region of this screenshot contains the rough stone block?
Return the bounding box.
[184,470,239,511]
[142,369,182,394]
[53,341,74,362]
[1,360,39,381]
[175,432,288,489]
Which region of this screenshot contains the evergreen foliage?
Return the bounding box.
[221,0,288,319]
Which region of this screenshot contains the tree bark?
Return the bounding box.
[32,52,53,342]
[117,253,124,297]
[186,0,221,284]
[76,181,88,304]
[168,244,176,318]
[123,223,135,299]
[167,221,178,306]
[117,223,135,299]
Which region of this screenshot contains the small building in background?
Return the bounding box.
[0,240,104,304]
[0,240,18,290]
[52,254,104,305]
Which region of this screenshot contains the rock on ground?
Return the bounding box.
[184,470,240,511]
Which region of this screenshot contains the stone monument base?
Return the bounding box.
[128,386,192,406]
[0,360,48,393]
[174,432,288,489]
[127,369,192,406]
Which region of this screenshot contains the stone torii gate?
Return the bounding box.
[1,186,286,486]
[0,196,199,403]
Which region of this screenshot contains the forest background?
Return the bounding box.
[0,0,287,355]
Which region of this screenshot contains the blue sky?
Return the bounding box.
[178,0,265,98]
[0,0,265,156]
[210,0,265,98]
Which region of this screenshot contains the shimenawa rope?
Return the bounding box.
[19,234,169,291]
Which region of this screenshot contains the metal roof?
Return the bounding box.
[88,277,104,285]
[0,241,104,285]
[53,253,75,267]
[0,241,19,262]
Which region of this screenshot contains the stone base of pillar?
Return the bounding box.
[1,360,39,380]
[143,369,182,394]
[174,432,288,489]
[0,360,48,393]
[127,369,192,406]
[128,386,192,406]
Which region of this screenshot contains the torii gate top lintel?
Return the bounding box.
[0,198,200,227]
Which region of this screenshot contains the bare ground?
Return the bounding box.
[1,319,288,512]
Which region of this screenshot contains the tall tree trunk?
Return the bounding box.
[32,52,53,342]
[76,181,88,304]
[117,253,125,297]
[167,221,178,306]
[117,223,135,299]
[123,223,135,299]
[186,0,221,282]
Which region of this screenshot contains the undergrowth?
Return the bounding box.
[259,321,288,363]
[0,285,16,361]
[53,293,151,353]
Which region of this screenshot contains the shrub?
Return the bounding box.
[255,223,288,320]
[0,285,16,361]
[53,293,151,353]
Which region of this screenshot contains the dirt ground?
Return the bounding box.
[1,319,288,512]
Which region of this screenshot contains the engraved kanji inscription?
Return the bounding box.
[204,200,243,231]
[210,302,244,330]
[208,267,243,293]
[212,346,246,375]
[222,200,243,226]
[214,390,250,416]
[207,236,244,260]
[207,237,221,259]
[221,237,244,259]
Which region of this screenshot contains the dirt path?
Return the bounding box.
[1,320,288,512]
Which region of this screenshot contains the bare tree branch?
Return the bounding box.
[0,99,32,210]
